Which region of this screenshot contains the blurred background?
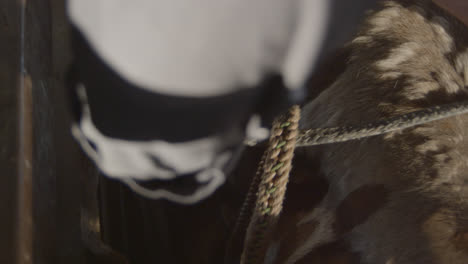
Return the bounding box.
[0,1,377,263]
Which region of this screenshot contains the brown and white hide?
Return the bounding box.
[267,1,468,263]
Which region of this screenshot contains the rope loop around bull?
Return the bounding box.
[236,99,468,264]
[240,105,300,264]
[296,100,468,146]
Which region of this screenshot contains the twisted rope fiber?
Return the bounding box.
[225,151,266,263]
[235,99,468,263]
[297,100,468,146]
[240,106,300,264]
[234,152,267,240]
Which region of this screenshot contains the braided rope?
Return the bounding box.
[297,100,468,146]
[235,99,468,264]
[240,106,300,264]
[224,151,266,264]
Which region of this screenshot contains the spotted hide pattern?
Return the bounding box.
[267,1,468,263]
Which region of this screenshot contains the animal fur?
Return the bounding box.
[269,1,468,263]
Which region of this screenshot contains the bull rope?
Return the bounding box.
[236,99,468,264]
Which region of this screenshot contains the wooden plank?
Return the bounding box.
[16,71,34,264]
[0,1,20,264]
[24,0,57,262]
